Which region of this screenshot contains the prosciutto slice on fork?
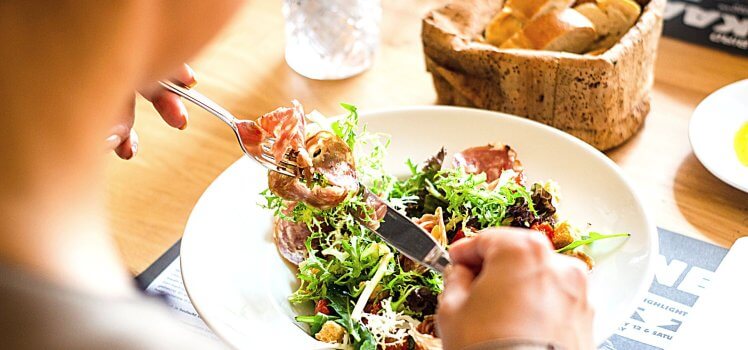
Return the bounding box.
[236,101,359,210]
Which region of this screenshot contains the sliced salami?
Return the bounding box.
[452,144,523,182]
[273,216,312,265]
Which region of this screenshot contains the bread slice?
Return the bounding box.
[507,0,575,20]
[500,9,596,53]
[485,0,574,46]
[575,2,609,33]
[603,0,642,19]
[575,0,641,52]
[485,11,524,46]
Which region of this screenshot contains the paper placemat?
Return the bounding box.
[136,228,730,350]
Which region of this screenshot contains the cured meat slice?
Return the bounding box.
[304,131,357,190]
[452,144,523,182]
[268,131,359,210]
[242,101,358,210]
[274,216,311,265]
[236,100,312,169]
[269,174,349,209]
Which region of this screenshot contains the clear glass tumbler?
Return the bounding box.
[282,0,382,80]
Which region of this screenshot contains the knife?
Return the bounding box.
[358,187,452,274]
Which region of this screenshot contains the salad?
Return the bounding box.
[245,102,628,350]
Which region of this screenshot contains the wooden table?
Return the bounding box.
[105,0,748,275]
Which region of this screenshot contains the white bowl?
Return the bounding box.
[689,79,748,193]
[180,106,657,349]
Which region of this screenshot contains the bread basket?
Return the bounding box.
[422,0,665,150]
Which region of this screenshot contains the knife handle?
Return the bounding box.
[423,245,452,274]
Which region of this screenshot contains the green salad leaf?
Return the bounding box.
[327,291,377,349]
[327,292,360,341]
[295,313,339,335]
[556,232,631,253]
[331,103,359,150]
[395,166,535,231]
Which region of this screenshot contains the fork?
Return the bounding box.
[159,81,297,177]
[162,81,451,273]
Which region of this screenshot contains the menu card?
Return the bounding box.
[663,0,748,56]
[135,240,219,344]
[136,228,729,350]
[600,229,728,350]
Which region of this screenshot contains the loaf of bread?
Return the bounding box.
[575,0,641,53]
[485,0,574,46]
[500,8,596,53]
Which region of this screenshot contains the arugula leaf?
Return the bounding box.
[327,295,376,349]
[556,232,631,253]
[295,313,339,335]
[326,291,377,349]
[326,292,362,341]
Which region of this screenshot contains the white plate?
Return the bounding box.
[690,79,748,193]
[180,106,657,349]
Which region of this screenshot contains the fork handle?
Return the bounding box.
[159,81,238,129]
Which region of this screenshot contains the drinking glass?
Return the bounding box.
[282,0,382,80]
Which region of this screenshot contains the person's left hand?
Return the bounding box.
[105,64,197,159]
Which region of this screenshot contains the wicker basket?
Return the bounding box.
[422,0,665,150]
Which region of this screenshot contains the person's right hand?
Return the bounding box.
[105,64,197,160]
[437,228,593,350]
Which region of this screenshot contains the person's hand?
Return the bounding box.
[437,228,593,350]
[105,64,197,159]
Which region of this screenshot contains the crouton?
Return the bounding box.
[314,321,346,343]
[552,221,576,250]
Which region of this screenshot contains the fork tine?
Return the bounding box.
[254,156,296,177]
[259,141,298,169]
[259,144,298,166]
[255,149,296,171]
[260,152,298,170]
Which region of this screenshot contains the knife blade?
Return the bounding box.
[358,188,451,274]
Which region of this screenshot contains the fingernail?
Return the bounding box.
[185,78,197,89]
[177,103,189,130]
[131,140,138,157]
[185,65,197,88]
[178,117,188,130]
[105,134,122,150]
